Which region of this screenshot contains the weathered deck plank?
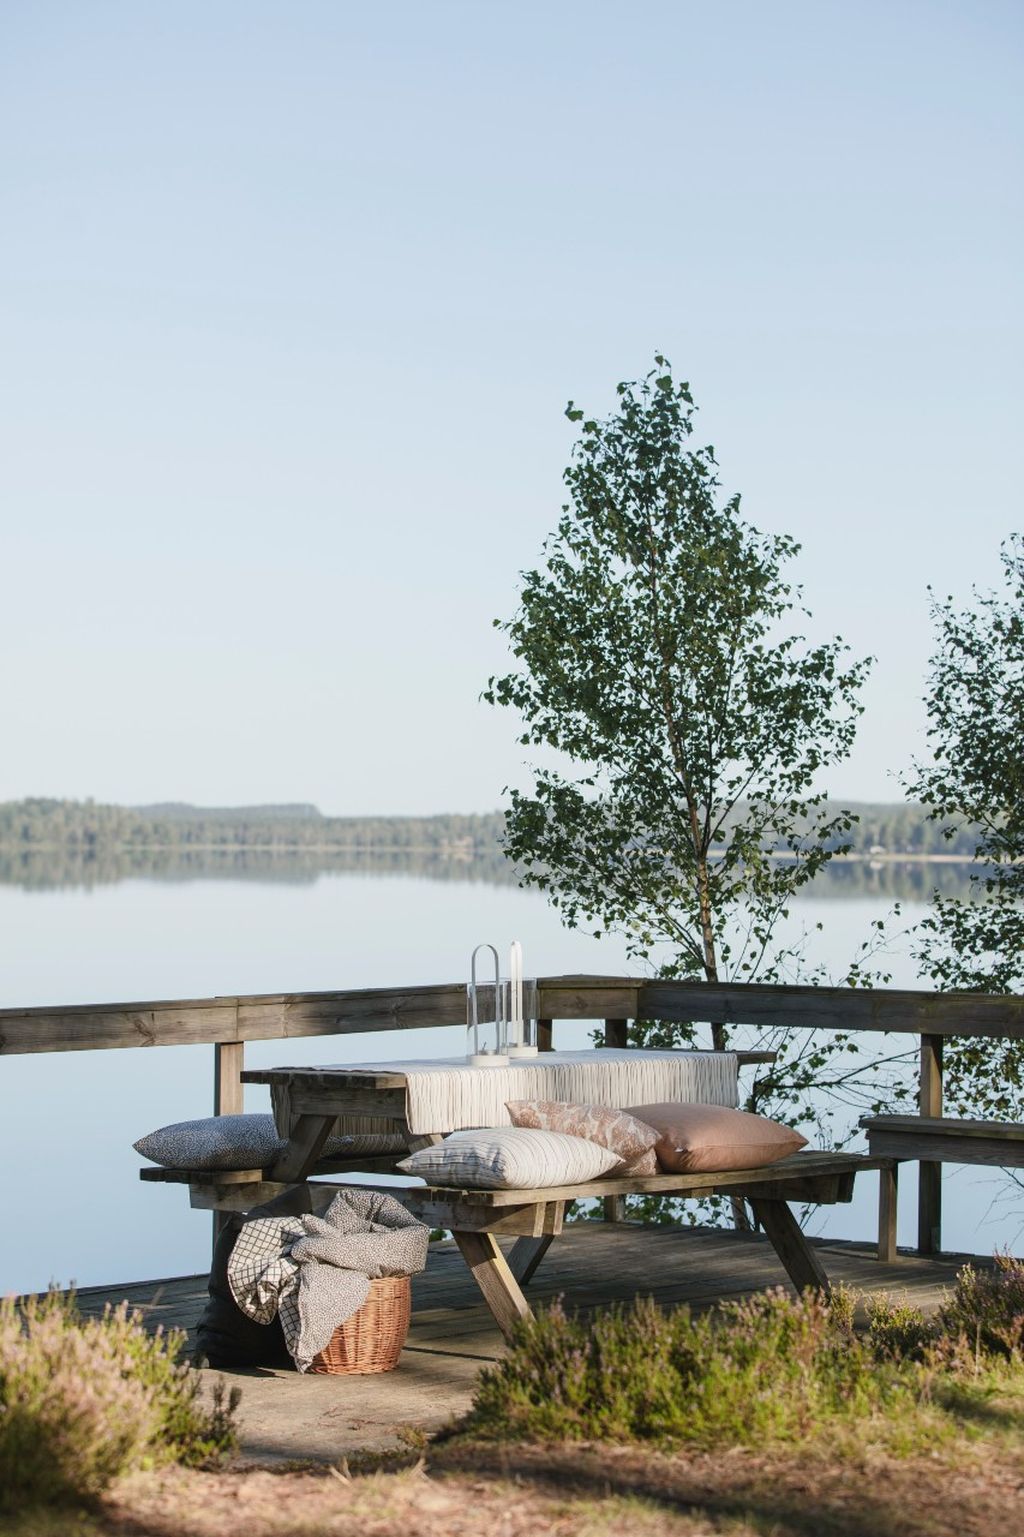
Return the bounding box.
[60,1221,982,1348]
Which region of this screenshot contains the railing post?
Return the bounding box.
[917,1033,943,1254]
[212,1042,245,1251]
[603,1019,629,1222]
[214,1041,245,1116]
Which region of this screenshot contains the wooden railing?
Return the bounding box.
[4,976,1023,1255]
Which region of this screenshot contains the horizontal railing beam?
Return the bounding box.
[631,981,1024,1037]
[0,983,471,1055]
[1,975,1022,1055]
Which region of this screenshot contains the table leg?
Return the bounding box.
[268,1113,337,1183]
[748,1198,831,1296]
[878,1162,899,1263]
[452,1230,533,1340]
[508,1234,555,1287]
[407,1133,444,1152]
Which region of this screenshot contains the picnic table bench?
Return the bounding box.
[145,1042,895,1341]
[860,1113,1024,1261]
[141,1152,890,1337]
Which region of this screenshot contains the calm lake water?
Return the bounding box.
[1,855,1019,1294]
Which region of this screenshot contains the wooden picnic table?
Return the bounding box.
[227,1055,894,1338]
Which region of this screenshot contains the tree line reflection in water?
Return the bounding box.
[0,845,978,901]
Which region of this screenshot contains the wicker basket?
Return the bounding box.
[307,1274,412,1375]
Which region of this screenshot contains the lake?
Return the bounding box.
[1,853,1019,1294]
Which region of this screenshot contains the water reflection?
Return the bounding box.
[0,845,516,892]
[0,845,977,899]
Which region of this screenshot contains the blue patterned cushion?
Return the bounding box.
[134,1114,283,1170]
[134,1113,408,1171]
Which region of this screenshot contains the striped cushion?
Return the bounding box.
[396,1127,623,1189]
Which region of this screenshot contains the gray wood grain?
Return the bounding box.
[5,975,1023,1055]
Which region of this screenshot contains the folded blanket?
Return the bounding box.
[227,1189,429,1372]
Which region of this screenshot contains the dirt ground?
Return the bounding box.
[4,1440,1022,1537]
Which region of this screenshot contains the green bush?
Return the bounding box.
[0,1290,239,1509]
[937,1253,1024,1360]
[866,1293,932,1361]
[464,1289,911,1446]
[461,1258,1024,1450]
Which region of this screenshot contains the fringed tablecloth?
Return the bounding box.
[272,1048,738,1138]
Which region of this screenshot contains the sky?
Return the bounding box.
[1,1,1021,815]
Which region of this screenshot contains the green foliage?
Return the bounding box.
[486,359,914,1171]
[866,1294,933,1361]
[908,537,1024,1118]
[0,1291,239,1510]
[487,358,871,999]
[459,1262,1024,1453]
[0,801,514,892]
[936,1253,1024,1360]
[462,1290,912,1448]
[0,798,502,857]
[461,1291,891,1444]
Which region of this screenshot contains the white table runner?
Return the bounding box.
[273,1049,738,1137]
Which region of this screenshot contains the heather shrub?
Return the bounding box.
[464,1290,910,1446]
[0,1291,239,1509]
[936,1253,1024,1360]
[461,1259,1024,1451]
[866,1293,932,1361]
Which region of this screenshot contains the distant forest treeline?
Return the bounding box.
[0,799,504,854]
[0,797,982,858]
[0,798,985,896]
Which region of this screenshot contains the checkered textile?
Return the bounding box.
[227,1189,429,1372]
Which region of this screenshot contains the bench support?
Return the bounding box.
[452,1231,532,1339]
[748,1198,831,1295]
[508,1234,555,1286]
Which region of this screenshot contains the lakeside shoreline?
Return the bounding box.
[0,843,980,862]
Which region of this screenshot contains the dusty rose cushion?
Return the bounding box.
[626,1103,807,1173]
[506,1100,660,1175]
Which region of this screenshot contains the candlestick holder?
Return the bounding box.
[466,943,509,1067]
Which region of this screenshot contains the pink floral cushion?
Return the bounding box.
[506,1099,660,1175]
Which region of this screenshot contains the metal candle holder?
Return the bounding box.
[466,943,510,1067]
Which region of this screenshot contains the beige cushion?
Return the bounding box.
[627,1103,807,1173]
[506,1099,660,1175]
[396,1127,623,1189]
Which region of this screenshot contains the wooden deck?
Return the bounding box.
[56,1222,988,1464]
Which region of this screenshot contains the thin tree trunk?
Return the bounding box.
[690,838,749,1228]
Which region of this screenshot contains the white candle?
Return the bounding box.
[509,939,523,1047]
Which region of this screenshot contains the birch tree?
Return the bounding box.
[486,360,902,1146]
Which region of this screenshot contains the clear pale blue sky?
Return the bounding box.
[1,2,1020,814]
